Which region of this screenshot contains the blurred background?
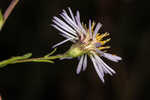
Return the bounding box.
[0,0,150,100]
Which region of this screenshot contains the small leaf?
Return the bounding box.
[21,53,32,59]
[0,10,3,30]
[0,53,32,68]
[11,53,32,60]
[44,48,57,58]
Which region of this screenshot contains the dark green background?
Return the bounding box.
[0,0,150,100]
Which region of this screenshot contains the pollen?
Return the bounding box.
[99,46,110,50]
[100,38,111,45]
[91,21,96,31]
[95,32,111,46]
[96,32,110,41]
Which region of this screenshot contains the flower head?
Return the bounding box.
[52,7,122,83]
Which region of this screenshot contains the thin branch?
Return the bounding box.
[1,0,19,30]
[12,55,64,64]
[0,53,66,68]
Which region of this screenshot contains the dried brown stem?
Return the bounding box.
[1,0,19,30]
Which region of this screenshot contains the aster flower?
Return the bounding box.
[51,7,122,83]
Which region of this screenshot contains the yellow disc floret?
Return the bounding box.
[96,32,111,51]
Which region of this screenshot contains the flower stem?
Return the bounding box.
[0,0,19,30]
[12,54,65,64]
[0,51,66,68]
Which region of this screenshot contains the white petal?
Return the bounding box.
[93,23,102,39]
[53,17,77,36]
[52,38,73,48]
[60,11,81,33]
[51,24,75,39]
[89,19,92,38]
[58,33,73,39]
[68,7,76,23]
[93,54,104,77]
[76,55,84,74]
[90,55,105,83]
[94,54,116,75]
[103,53,122,62]
[99,58,116,74]
[75,11,86,34]
[96,49,104,56]
[82,54,87,71]
[58,33,77,43]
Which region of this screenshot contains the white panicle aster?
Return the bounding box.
[51,7,122,83]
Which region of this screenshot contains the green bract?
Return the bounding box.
[66,44,85,58]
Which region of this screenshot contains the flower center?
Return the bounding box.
[81,31,111,53]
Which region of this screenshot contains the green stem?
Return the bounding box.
[12,54,65,64]
[0,52,67,68]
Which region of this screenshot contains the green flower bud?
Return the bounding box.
[66,44,85,58]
